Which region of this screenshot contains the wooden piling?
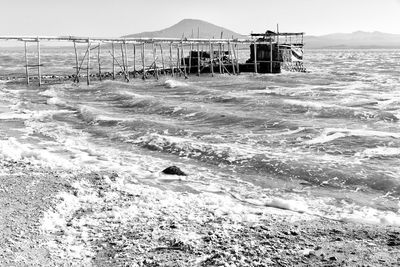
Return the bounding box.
[112,42,115,80]
[152,43,158,80]
[169,42,174,77]
[133,44,136,78]
[188,43,192,75]
[120,43,126,80]
[87,39,90,85]
[228,40,235,75]
[177,47,181,77]
[197,44,200,76]
[124,41,129,81]
[218,42,222,74]
[209,41,214,77]
[142,43,146,80]
[37,39,41,86]
[253,40,257,73]
[97,43,102,81]
[269,36,273,73]
[73,41,79,82]
[24,42,29,85]
[180,42,187,78]
[235,42,240,74]
[159,44,165,76]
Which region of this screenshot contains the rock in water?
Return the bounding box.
[162,166,187,176]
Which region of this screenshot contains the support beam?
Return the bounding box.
[218,42,222,74]
[188,43,192,75]
[142,43,146,80]
[73,41,79,82]
[209,41,214,77]
[228,40,235,75]
[24,42,29,85]
[133,44,136,78]
[253,41,257,73]
[197,41,200,76]
[87,39,90,85]
[37,39,41,86]
[169,42,174,77]
[112,42,115,80]
[177,47,181,77]
[270,37,273,73]
[181,42,187,78]
[97,43,102,81]
[152,42,158,80]
[159,44,165,76]
[236,42,240,74]
[124,41,129,81]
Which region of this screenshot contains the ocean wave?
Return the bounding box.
[77,105,104,123]
[356,146,400,158]
[47,97,68,106]
[164,79,189,88]
[305,128,400,145]
[0,112,32,120]
[284,99,399,122]
[39,88,59,97]
[0,137,74,168]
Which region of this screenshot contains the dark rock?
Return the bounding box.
[290,230,299,236]
[329,256,337,261]
[162,166,187,176]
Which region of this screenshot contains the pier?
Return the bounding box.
[0,31,305,86]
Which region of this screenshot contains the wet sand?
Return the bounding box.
[1,159,400,266]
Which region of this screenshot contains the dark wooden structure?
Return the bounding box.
[0,29,306,85]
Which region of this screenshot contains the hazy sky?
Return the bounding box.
[1,0,400,37]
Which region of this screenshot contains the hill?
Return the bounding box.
[306,31,400,49]
[122,19,246,39]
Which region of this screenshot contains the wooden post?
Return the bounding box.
[24,42,29,85]
[133,44,136,78]
[73,41,79,82]
[177,47,181,77]
[253,40,257,73]
[270,36,273,73]
[159,44,165,76]
[169,42,174,77]
[197,42,200,76]
[37,39,41,86]
[209,40,214,77]
[277,24,280,67]
[152,42,158,80]
[218,42,222,74]
[112,42,115,80]
[124,41,129,81]
[87,39,90,85]
[236,43,240,74]
[181,42,187,78]
[228,40,235,75]
[97,43,102,81]
[188,42,192,75]
[120,43,126,80]
[142,43,146,80]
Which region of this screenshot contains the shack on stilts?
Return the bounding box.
[0,30,306,85]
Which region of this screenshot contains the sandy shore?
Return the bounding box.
[1,159,400,266]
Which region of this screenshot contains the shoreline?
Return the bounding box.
[1,159,399,266]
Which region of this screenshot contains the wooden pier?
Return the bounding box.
[0,31,305,86]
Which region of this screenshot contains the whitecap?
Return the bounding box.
[164,79,188,88]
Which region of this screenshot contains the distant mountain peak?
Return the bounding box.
[122,19,246,39]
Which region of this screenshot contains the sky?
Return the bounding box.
[1,0,400,37]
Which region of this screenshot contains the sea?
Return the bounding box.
[1,47,400,226]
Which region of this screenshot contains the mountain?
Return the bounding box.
[306,31,400,48]
[122,19,246,39]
